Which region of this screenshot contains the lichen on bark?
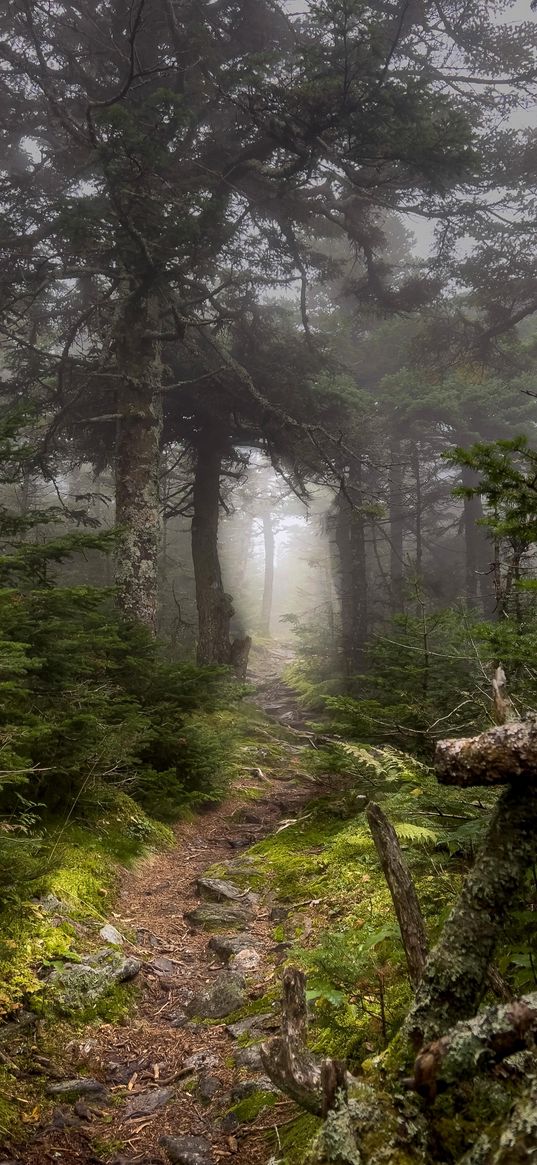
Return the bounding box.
[405,782,537,1048]
[114,287,163,633]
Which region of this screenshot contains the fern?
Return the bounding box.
[393,821,438,845]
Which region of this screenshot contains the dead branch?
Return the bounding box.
[260,967,355,1118]
[435,717,537,787]
[366,801,428,988]
[410,992,537,1101]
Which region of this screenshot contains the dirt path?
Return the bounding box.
[17,649,313,1165]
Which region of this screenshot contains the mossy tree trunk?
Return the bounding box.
[115,288,163,633]
[260,510,275,636]
[191,424,233,665]
[334,468,368,676]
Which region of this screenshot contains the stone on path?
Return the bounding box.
[184,903,252,931]
[161,1134,214,1165]
[229,948,261,973]
[207,933,259,962]
[47,1078,108,1099]
[124,1086,174,1120]
[233,1044,263,1070]
[231,1077,275,1100]
[186,972,246,1020]
[50,950,141,1012]
[195,877,244,902]
[99,923,124,945]
[183,1051,219,1072]
[226,1013,274,1038]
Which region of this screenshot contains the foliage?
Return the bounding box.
[0,413,239,901]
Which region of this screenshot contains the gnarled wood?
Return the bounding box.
[405,782,537,1048]
[411,993,537,1101]
[366,801,427,987]
[261,967,355,1118]
[435,718,537,787]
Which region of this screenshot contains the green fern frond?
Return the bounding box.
[393,821,438,845]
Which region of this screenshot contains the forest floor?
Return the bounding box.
[2,644,322,1165]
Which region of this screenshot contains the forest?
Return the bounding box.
[1,1,537,1163]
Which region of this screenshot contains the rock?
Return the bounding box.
[50,1107,80,1130]
[270,905,289,922]
[183,1051,219,1072]
[184,903,252,931]
[220,1112,240,1133]
[231,1077,274,1100]
[36,892,67,916]
[99,923,124,945]
[229,948,261,974]
[0,1010,37,1042]
[186,972,246,1020]
[148,956,177,974]
[50,950,141,1012]
[207,933,259,962]
[47,1077,108,1099]
[124,1086,174,1119]
[73,1100,93,1120]
[233,1045,263,1070]
[196,877,244,902]
[198,1074,220,1101]
[226,1013,272,1038]
[161,1134,214,1165]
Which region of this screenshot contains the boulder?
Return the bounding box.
[184,903,252,931]
[161,1135,214,1165]
[50,950,141,1012]
[186,972,246,1020]
[207,933,259,962]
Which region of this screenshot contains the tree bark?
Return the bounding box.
[260,511,275,636]
[115,289,163,632]
[366,802,428,988]
[191,425,233,665]
[435,719,537,787]
[411,993,537,1101]
[261,967,355,1118]
[459,460,493,615]
[334,471,368,676]
[405,780,537,1048]
[389,433,405,614]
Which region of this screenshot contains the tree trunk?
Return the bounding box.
[366,802,428,988]
[460,460,493,615]
[191,426,233,665]
[115,290,163,632]
[260,511,275,636]
[334,470,368,676]
[389,433,405,614]
[405,780,537,1048]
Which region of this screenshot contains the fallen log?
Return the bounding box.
[405,781,537,1047]
[410,992,537,1101]
[366,801,427,988]
[435,717,537,787]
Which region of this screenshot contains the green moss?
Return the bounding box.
[0,1065,22,1137]
[279,1113,322,1164]
[230,1089,279,1122]
[273,924,285,942]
